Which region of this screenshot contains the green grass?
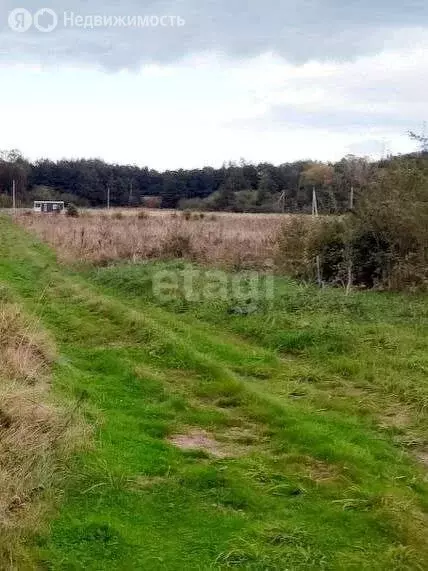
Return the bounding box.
[1,217,428,570]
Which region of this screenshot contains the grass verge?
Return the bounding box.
[0,291,84,570]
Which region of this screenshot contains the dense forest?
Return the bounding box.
[0,149,427,213]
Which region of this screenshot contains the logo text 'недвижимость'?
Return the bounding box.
[8,8,186,33]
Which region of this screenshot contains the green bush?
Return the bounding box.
[350,160,428,290]
[276,216,348,285]
[275,216,317,280]
[275,159,428,291]
[0,194,12,208]
[66,203,79,217]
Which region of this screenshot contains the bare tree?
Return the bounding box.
[409,123,428,153]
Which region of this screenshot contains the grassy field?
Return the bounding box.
[15,209,285,269]
[1,215,428,569]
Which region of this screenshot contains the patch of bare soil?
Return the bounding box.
[169,429,229,458]
[169,422,264,458]
[379,407,413,430]
[414,449,428,468]
[304,458,340,483]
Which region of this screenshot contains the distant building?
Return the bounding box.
[33,201,65,213]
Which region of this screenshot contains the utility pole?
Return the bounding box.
[346,255,353,295]
[312,187,318,217]
[12,179,16,212]
[350,185,354,211]
[107,185,111,210]
[129,181,133,206]
[278,190,286,213]
[312,187,322,288]
[346,185,354,294]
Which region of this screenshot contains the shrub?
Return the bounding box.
[0,194,12,208]
[349,160,428,290]
[311,218,348,285]
[161,233,193,259]
[178,197,207,211]
[275,216,319,281]
[276,159,428,291]
[66,203,79,217]
[180,211,205,222]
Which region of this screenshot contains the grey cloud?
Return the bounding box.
[229,104,417,133]
[0,0,427,69]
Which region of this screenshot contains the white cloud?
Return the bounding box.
[0,3,426,167]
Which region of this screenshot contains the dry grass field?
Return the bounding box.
[0,298,81,568]
[16,209,288,269]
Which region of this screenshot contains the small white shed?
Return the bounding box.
[33,201,65,213]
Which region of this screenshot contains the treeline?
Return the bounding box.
[0,151,393,212]
[0,150,427,214]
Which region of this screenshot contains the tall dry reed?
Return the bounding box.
[17,210,288,269]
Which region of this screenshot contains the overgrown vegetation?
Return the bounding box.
[0,216,428,568]
[16,209,281,269]
[66,203,79,218]
[277,157,428,290]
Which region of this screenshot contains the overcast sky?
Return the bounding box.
[1,1,427,169]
